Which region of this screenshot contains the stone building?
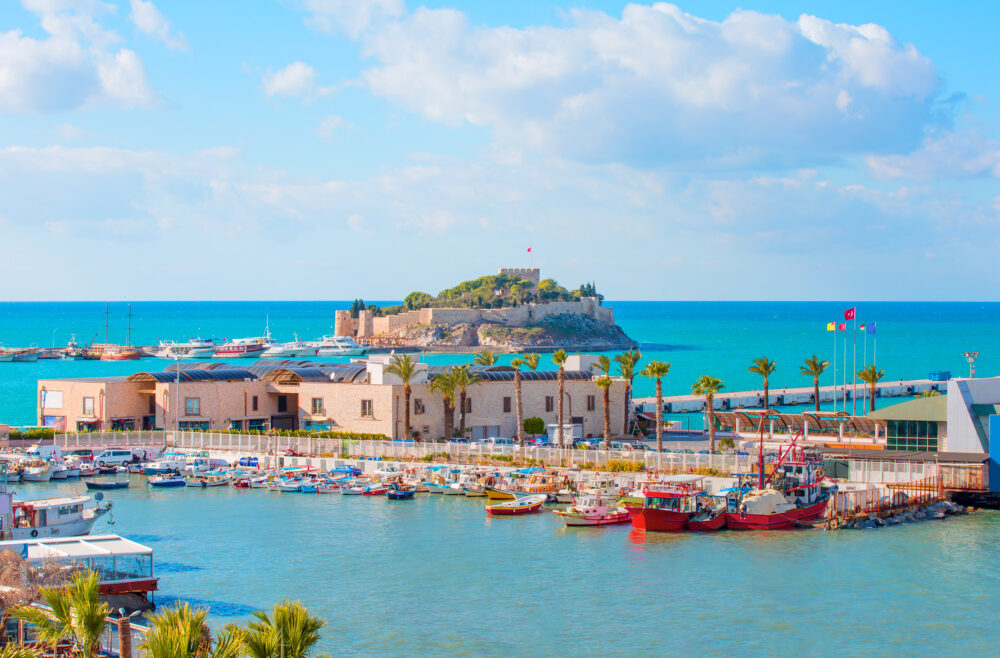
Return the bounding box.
[37,355,627,441]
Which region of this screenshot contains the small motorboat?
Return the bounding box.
[98,466,120,475]
[386,483,416,500]
[553,494,630,527]
[486,494,547,516]
[187,474,231,488]
[148,474,187,488]
[85,479,130,490]
[484,486,516,501]
[317,483,340,494]
[77,465,99,477]
[363,483,389,496]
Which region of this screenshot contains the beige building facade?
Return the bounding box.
[37,357,627,441]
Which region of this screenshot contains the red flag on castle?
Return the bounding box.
[527,247,532,252]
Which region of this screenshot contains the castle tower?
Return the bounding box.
[498,267,540,287]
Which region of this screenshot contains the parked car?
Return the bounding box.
[66,448,96,462]
[93,448,136,467]
[478,437,514,447]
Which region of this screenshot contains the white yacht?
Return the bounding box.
[261,336,316,359]
[157,338,219,359]
[5,494,111,540]
[311,335,367,357]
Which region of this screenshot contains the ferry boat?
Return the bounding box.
[84,344,143,361]
[214,336,272,358]
[157,338,219,359]
[554,494,630,527]
[6,494,112,540]
[310,335,367,357]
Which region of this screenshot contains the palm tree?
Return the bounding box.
[140,602,243,658]
[12,571,109,657]
[0,646,41,658]
[510,358,525,447]
[857,365,885,412]
[800,355,830,412]
[595,354,612,376]
[640,360,671,454]
[552,349,568,447]
[472,350,497,366]
[615,348,642,434]
[595,375,613,449]
[451,365,482,437]
[428,369,457,440]
[385,353,418,440]
[748,356,776,411]
[691,375,724,453]
[244,601,325,658]
[521,352,540,372]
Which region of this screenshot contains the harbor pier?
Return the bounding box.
[634,378,947,413]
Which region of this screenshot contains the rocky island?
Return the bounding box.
[334,268,636,351]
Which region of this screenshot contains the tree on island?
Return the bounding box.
[692,375,724,453]
[641,360,672,454]
[553,350,568,447]
[385,353,418,440]
[748,356,777,411]
[800,355,830,412]
[857,365,886,412]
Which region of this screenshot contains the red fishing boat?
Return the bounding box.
[687,505,727,531]
[627,475,707,532]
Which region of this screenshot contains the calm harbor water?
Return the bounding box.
[10,477,1000,655]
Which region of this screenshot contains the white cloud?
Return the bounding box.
[262,61,317,98]
[305,3,942,168]
[316,114,354,141]
[129,0,188,51]
[867,130,1000,180]
[303,0,405,37]
[0,0,157,113]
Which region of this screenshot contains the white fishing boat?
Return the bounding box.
[6,495,112,540]
[310,335,367,357]
[186,473,230,487]
[20,461,52,482]
[143,452,188,475]
[261,336,315,359]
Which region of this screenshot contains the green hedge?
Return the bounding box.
[9,429,55,441]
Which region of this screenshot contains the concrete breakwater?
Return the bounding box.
[635,378,946,412]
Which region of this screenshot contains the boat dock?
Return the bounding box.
[634,378,947,413]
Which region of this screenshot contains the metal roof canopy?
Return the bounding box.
[0,534,152,559]
[868,395,947,422]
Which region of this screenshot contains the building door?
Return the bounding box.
[270,414,297,430]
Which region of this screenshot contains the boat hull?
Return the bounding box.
[487,501,543,516]
[387,489,415,500]
[10,509,107,540]
[484,487,515,501]
[627,507,693,532]
[555,510,631,527]
[688,512,727,532]
[725,498,829,530]
[85,481,129,490]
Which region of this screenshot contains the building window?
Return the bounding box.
[179,420,210,431]
[252,395,259,412]
[148,396,156,414]
[184,398,200,416]
[885,419,939,452]
[361,400,373,417]
[276,395,287,413]
[587,395,595,411]
[465,398,472,413]
[82,397,94,416]
[503,397,512,413]
[311,398,323,415]
[414,399,425,415]
[545,396,554,413]
[248,418,267,431]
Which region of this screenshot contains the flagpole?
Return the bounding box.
[852,316,857,416]
[843,324,847,415]
[863,328,868,405]
[831,324,836,413]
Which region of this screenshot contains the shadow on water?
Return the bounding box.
[155,595,256,617]
[154,562,203,574]
[125,534,173,543]
[637,343,701,351]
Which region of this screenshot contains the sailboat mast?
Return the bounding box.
[127,304,132,347]
[104,301,109,345]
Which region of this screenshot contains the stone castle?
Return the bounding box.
[334,268,615,339]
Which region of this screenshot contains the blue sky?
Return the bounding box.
[1,0,998,301]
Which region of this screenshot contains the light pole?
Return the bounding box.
[174,356,181,439]
[962,351,979,379]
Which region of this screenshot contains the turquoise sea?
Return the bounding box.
[2,301,1000,655]
[2,301,999,425]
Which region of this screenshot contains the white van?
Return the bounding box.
[25,445,63,461]
[94,448,135,467]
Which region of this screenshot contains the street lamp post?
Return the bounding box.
[174,356,180,438]
[962,351,979,379]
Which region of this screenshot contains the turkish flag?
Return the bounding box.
[838,323,846,331]
[844,307,856,320]
[527,247,532,252]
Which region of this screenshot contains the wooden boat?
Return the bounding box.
[553,494,630,527]
[362,483,389,496]
[317,483,340,494]
[484,486,516,501]
[386,483,416,500]
[486,494,547,516]
[510,469,566,496]
[627,475,707,532]
[148,474,186,487]
[85,479,129,490]
[189,474,230,488]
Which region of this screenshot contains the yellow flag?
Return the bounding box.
[826,322,835,331]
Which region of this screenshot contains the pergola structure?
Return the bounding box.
[712,409,886,444]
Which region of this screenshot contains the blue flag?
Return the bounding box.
[867,322,876,335]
